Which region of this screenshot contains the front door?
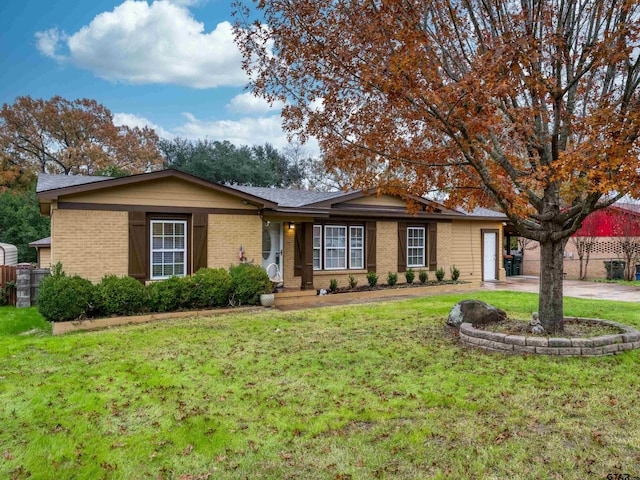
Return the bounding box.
[262,222,283,278]
[483,231,498,281]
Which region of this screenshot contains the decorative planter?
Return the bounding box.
[458,318,640,356]
[260,293,275,308]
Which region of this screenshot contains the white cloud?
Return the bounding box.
[35,1,246,88]
[174,112,320,156]
[111,110,320,156]
[165,0,206,6]
[113,112,173,138]
[226,92,284,114]
[35,27,66,60]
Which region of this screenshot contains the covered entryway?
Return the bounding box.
[482,230,499,281]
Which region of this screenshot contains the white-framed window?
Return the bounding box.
[349,226,364,269]
[407,227,425,267]
[312,224,365,271]
[151,220,187,279]
[313,224,322,270]
[324,226,347,269]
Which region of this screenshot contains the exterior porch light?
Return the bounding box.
[288,222,295,230]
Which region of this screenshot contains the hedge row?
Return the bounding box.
[37,263,271,322]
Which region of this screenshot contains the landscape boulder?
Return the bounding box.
[446,299,507,328]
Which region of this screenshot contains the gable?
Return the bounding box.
[59,176,258,210]
[337,194,408,208]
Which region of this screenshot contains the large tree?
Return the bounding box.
[0,96,163,188]
[160,137,305,187]
[235,0,640,331]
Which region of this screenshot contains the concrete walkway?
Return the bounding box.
[483,276,640,303]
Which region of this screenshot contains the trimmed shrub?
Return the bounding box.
[94,275,144,316]
[435,267,445,282]
[366,271,378,288]
[450,265,461,281]
[348,274,358,289]
[229,263,271,306]
[418,270,428,284]
[37,274,94,322]
[405,269,415,284]
[329,278,339,293]
[387,272,398,286]
[187,268,232,308]
[145,276,189,313]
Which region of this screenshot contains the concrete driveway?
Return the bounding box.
[483,276,640,303]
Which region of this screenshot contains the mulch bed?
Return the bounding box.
[479,317,623,338]
[330,280,469,294]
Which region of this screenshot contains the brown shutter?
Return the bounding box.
[428,223,437,271]
[192,213,208,273]
[294,223,302,276]
[397,222,407,273]
[302,223,314,290]
[128,211,147,281]
[366,221,377,272]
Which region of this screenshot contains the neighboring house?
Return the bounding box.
[35,169,506,289]
[28,237,51,268]
[522,204,640,279]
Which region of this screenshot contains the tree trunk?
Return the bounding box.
[577,253,584,280]
[538,239,566,332]
[583,252,590,280]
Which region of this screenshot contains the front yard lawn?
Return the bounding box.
[1,292,639,479]
[0,305,50,336]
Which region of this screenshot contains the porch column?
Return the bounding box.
[301,222,314,290]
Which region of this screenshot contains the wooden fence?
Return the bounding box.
[0,265,17,306]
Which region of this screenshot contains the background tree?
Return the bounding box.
[571,215,599,281]
[235,0,640,332]
[0,96,163,188]
[0,187,50,263]
[516,236,537,264]
[282,141,350,191]
[612,206,640,281]
[159,138,305,187]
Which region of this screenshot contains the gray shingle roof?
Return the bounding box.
[231,185,345,208]
[35,171,506,218]
[456,207,507,218]
[29,236,51,247]
[36,173,113,193]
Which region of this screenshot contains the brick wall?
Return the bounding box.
[207,214,262,269]
[280,219,497,289]
[522,237,634,280]
[51,209,128,283]
[376,221,398,277]
[436,222,452,274]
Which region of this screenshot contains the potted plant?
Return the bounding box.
[259,279,279,308]
[259,291,275,308]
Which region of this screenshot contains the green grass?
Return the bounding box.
[1,291,639,479]
[0,306,50,336]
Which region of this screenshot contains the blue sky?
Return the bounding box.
[0,0,317,154]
